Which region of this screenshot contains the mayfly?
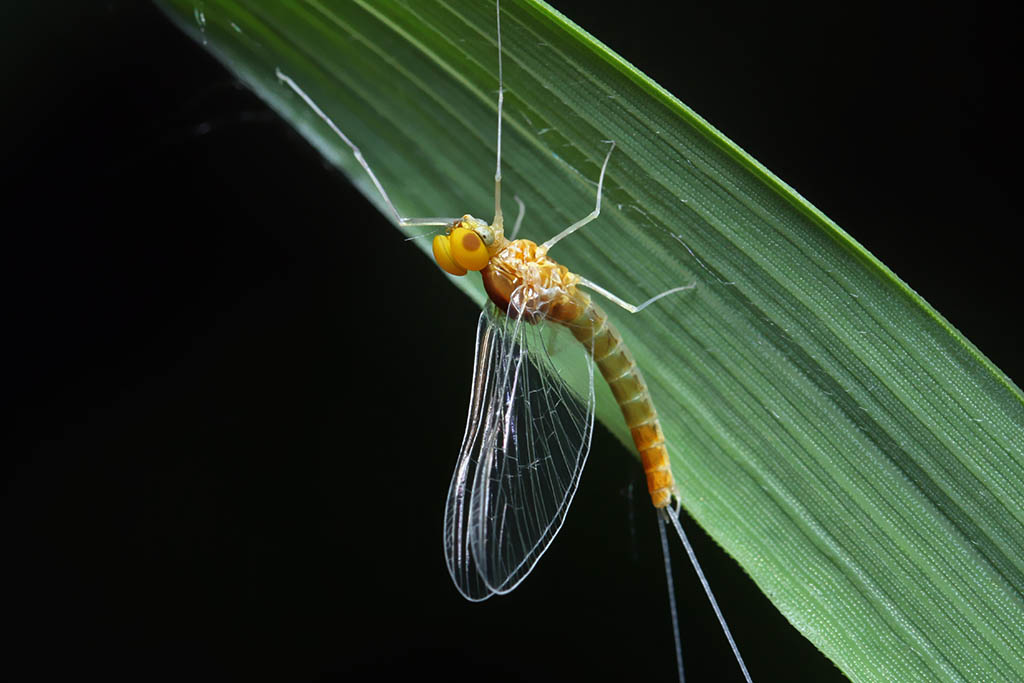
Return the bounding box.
[276,2,750,680]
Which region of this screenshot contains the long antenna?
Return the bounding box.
[661,505,753,683]
[493,0,504,228]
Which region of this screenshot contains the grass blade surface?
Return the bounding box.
[158,1,1024,680]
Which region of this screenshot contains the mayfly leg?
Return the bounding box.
[537,140,694,313]
[275,68,459,229]
[509,196,526,240]
[578,277,695,314]
[541,140,616,251]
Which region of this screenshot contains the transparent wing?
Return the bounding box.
[444,306,596,601]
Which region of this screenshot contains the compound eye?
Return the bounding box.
[450,227,490,271]
[432,234,467,276]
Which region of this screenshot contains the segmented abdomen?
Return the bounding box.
[563,298,676,508]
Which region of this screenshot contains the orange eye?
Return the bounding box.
[432,234,467,276]
[450,227,490,271]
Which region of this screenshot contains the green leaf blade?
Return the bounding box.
[157,1,1024,680]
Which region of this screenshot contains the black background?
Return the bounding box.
[4,1,1018,681]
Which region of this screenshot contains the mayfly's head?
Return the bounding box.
[431,215,504,276]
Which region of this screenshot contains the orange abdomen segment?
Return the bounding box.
[639,443,674,509]
[633,420,673,508]
[566,299,676,509]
